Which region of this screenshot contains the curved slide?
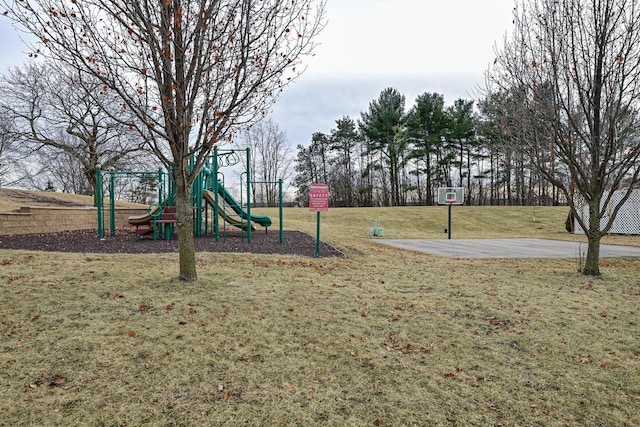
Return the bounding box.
[127,186,271,232]
[127,205,160,237]
[203,187,272,229]
[127,205,160,226]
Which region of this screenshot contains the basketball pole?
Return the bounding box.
[448,202,452,240]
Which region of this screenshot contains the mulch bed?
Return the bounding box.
[0,228,345,258]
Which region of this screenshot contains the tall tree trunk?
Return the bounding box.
[346,152,353,207]
[506,155,512,206]
[465,147,472,204]
[583,198,602,276]
[415,161,422,205]
[173,167,197,282]
[390,157,398,206]
[584,232,602,276]
[86,168,99,207]
[425,155,433,206]
[490,149,496,205]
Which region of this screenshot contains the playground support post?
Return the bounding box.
[246,148,251,243]
[96,167,104,238]
[109,173,116,236]
[191,156,204,237]
[213,151,220,241]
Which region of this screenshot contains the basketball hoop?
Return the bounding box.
[437,187,464,240]
[437,187,464,206]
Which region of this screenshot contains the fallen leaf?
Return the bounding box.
[44,373,68,389]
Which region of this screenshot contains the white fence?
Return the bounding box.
[575,189,640,235]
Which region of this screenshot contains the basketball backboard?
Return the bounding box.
[437,187,464,205]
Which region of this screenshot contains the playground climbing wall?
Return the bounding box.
[574,189,640,235]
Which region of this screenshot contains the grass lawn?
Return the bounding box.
[1,205,639,426]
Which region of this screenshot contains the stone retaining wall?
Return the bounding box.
[0,207,148,235]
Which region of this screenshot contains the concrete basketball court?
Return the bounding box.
[375,238,640,259]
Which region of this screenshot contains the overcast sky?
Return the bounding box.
[271,0,515,145]
[0,0,515,146]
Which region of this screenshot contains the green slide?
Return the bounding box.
[203,186,272,228]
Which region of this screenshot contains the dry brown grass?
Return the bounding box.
[1,200,639,426]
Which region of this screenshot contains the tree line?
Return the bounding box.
[4,0,639,279]
[292,0,640,277]
[293,87,565,208]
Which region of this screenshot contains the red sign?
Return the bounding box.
[309,183,329,212]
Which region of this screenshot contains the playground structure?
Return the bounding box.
[95,148,283,243]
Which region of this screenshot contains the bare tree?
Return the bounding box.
[237,117,293,206]
[487,0,640,275]
[4,0,325,280]
[0,110,29,187]
[35,145,95,194]
[0,61,152,203]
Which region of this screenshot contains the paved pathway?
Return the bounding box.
[375,238,640,259]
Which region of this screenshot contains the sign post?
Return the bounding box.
[309,183,329,257]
